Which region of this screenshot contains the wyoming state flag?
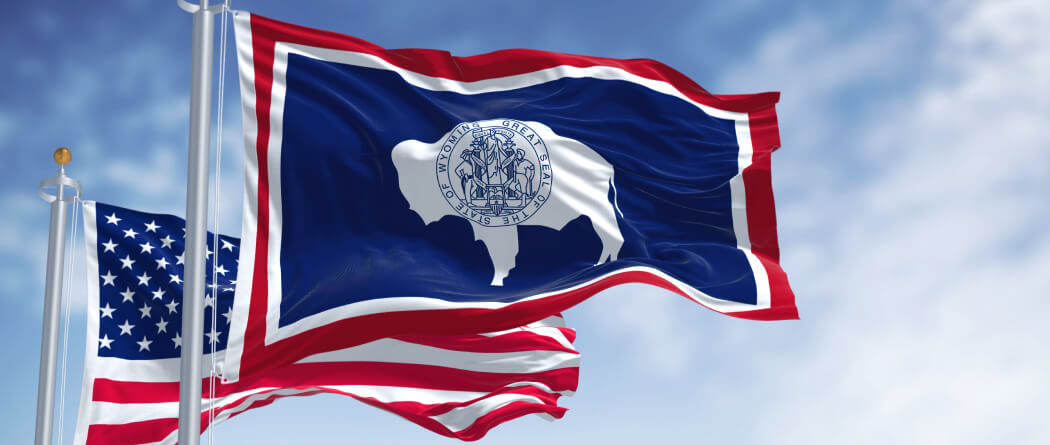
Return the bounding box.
[223,11,796,382]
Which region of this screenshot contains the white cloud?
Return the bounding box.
[102,146,182,204]
[716,8,920,160]
[688,1,1050,443]
[572,1,1048,442]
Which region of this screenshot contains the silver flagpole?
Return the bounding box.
[178,1,218,444]
[35,147,81,445]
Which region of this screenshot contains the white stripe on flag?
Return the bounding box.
[297,338,580,373]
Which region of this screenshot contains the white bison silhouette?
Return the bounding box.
[392,120,624,286]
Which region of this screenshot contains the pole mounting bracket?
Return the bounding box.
[39,173,81,203]
[177,0,225,14]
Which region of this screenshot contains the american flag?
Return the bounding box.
[74,202,580,444]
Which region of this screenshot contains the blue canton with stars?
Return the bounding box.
[93,202,238,359]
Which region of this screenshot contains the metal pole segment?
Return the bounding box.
[179,1,214,444]
[35,169,68,445]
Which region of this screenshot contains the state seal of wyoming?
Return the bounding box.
[436,119,553,227]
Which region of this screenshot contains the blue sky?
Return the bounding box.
[2,0,1048,443]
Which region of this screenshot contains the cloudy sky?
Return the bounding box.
[1,0,1047,443]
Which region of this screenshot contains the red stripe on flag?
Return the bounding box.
[91,363,578,404]
[742,104,798,320]
[91,378,179,404]
[251,361,580,394]
[744,104,783,262]
[246,14,778,113]
[243,11,278,390]
[85,418,176,445]
[392,329,577,354]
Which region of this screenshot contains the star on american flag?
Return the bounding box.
[93,203,239,359]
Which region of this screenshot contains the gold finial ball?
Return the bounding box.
[53,147,71,166]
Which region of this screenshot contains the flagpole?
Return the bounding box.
[35,148,80,445]
[178,1,218,444]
